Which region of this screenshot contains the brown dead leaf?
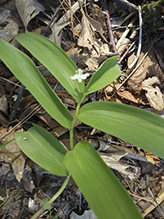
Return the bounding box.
[145,151,160,165]
[117,90,139,104]
[15,0,45,31]
[0,95,8,126]
[51,0,85,46]
[77,13,95,50]
[0,127,25,182]
[85,14,102,32]
[127,45,163,95]
[36,110,60,129]
[100,152,139,180]
[0,95,8,113]
[142,77,164,110]
[0,8,19,44]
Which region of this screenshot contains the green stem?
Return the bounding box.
[70,116,77,150]
[76,96,84,116]
[30,173,71,219]
[70,95,85,150]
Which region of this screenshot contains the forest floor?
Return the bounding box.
[0,0,164,218]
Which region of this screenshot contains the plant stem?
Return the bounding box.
[30,173,71,219]
[70,95,85,150]
[70,116,77,150]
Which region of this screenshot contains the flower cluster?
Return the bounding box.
[71,69,90,83]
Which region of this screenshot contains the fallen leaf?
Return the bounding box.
[100,152,139,180]
[70,210,97,219]
[145,151,160,165]
[51,0,85,46]
[0,8,19,44]
[142,77,164,110]
[0,95,8,113]
[127,45,163,95]
[117,90,139,104]
[15,0,45,31]
[0,127,25,182]
[77,12,100,51]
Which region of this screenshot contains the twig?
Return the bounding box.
[105,10,117,53]
[142,187,164,218]
[120,172,134,194]
[116,16,137,49]
[0,76,22,88]
[101,1,117,54]
[111,5,144,98]
[42,2,63,36]
[118,40,136,63]
[141,188,164,217]
[128,6,142,70]
[0,105,41,141]
[128,191,154,204]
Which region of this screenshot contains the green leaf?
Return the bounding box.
[0,37,73,129]
[77,102,164,159]
[63,141,143,219]
[0,139,14,149]
[14,124,67,176]
[85,56,121,95]
[15,32,85,101]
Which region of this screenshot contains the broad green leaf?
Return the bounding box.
[14,124,67,176]
[84,56,121,95]
[63,141,143,219]
[0,37,73,129]
[15,32,85,101]
[77,102,164,159]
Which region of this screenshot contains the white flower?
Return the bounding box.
[71,69,90,83]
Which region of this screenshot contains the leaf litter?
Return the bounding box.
[0,0,164,218]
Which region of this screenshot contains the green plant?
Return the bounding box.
[0,32,164,218]
[142,0,164,32]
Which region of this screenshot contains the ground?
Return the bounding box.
[0,0,164,218]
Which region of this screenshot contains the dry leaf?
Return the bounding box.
[0,95,8,113]
[0,8,19,43]
[51,0,85,46]
[15,0,45,31]
[127,45,163,95]
[0,8,10,25]
[142,77,164,110]
[70,210,97,219]
[77,13,95,49]
[0,127,25,181]
[100,152,139,180]
[85,14,102,32]
[77,11,101,52]
[145,151,160,165]
[117,90,139,104]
